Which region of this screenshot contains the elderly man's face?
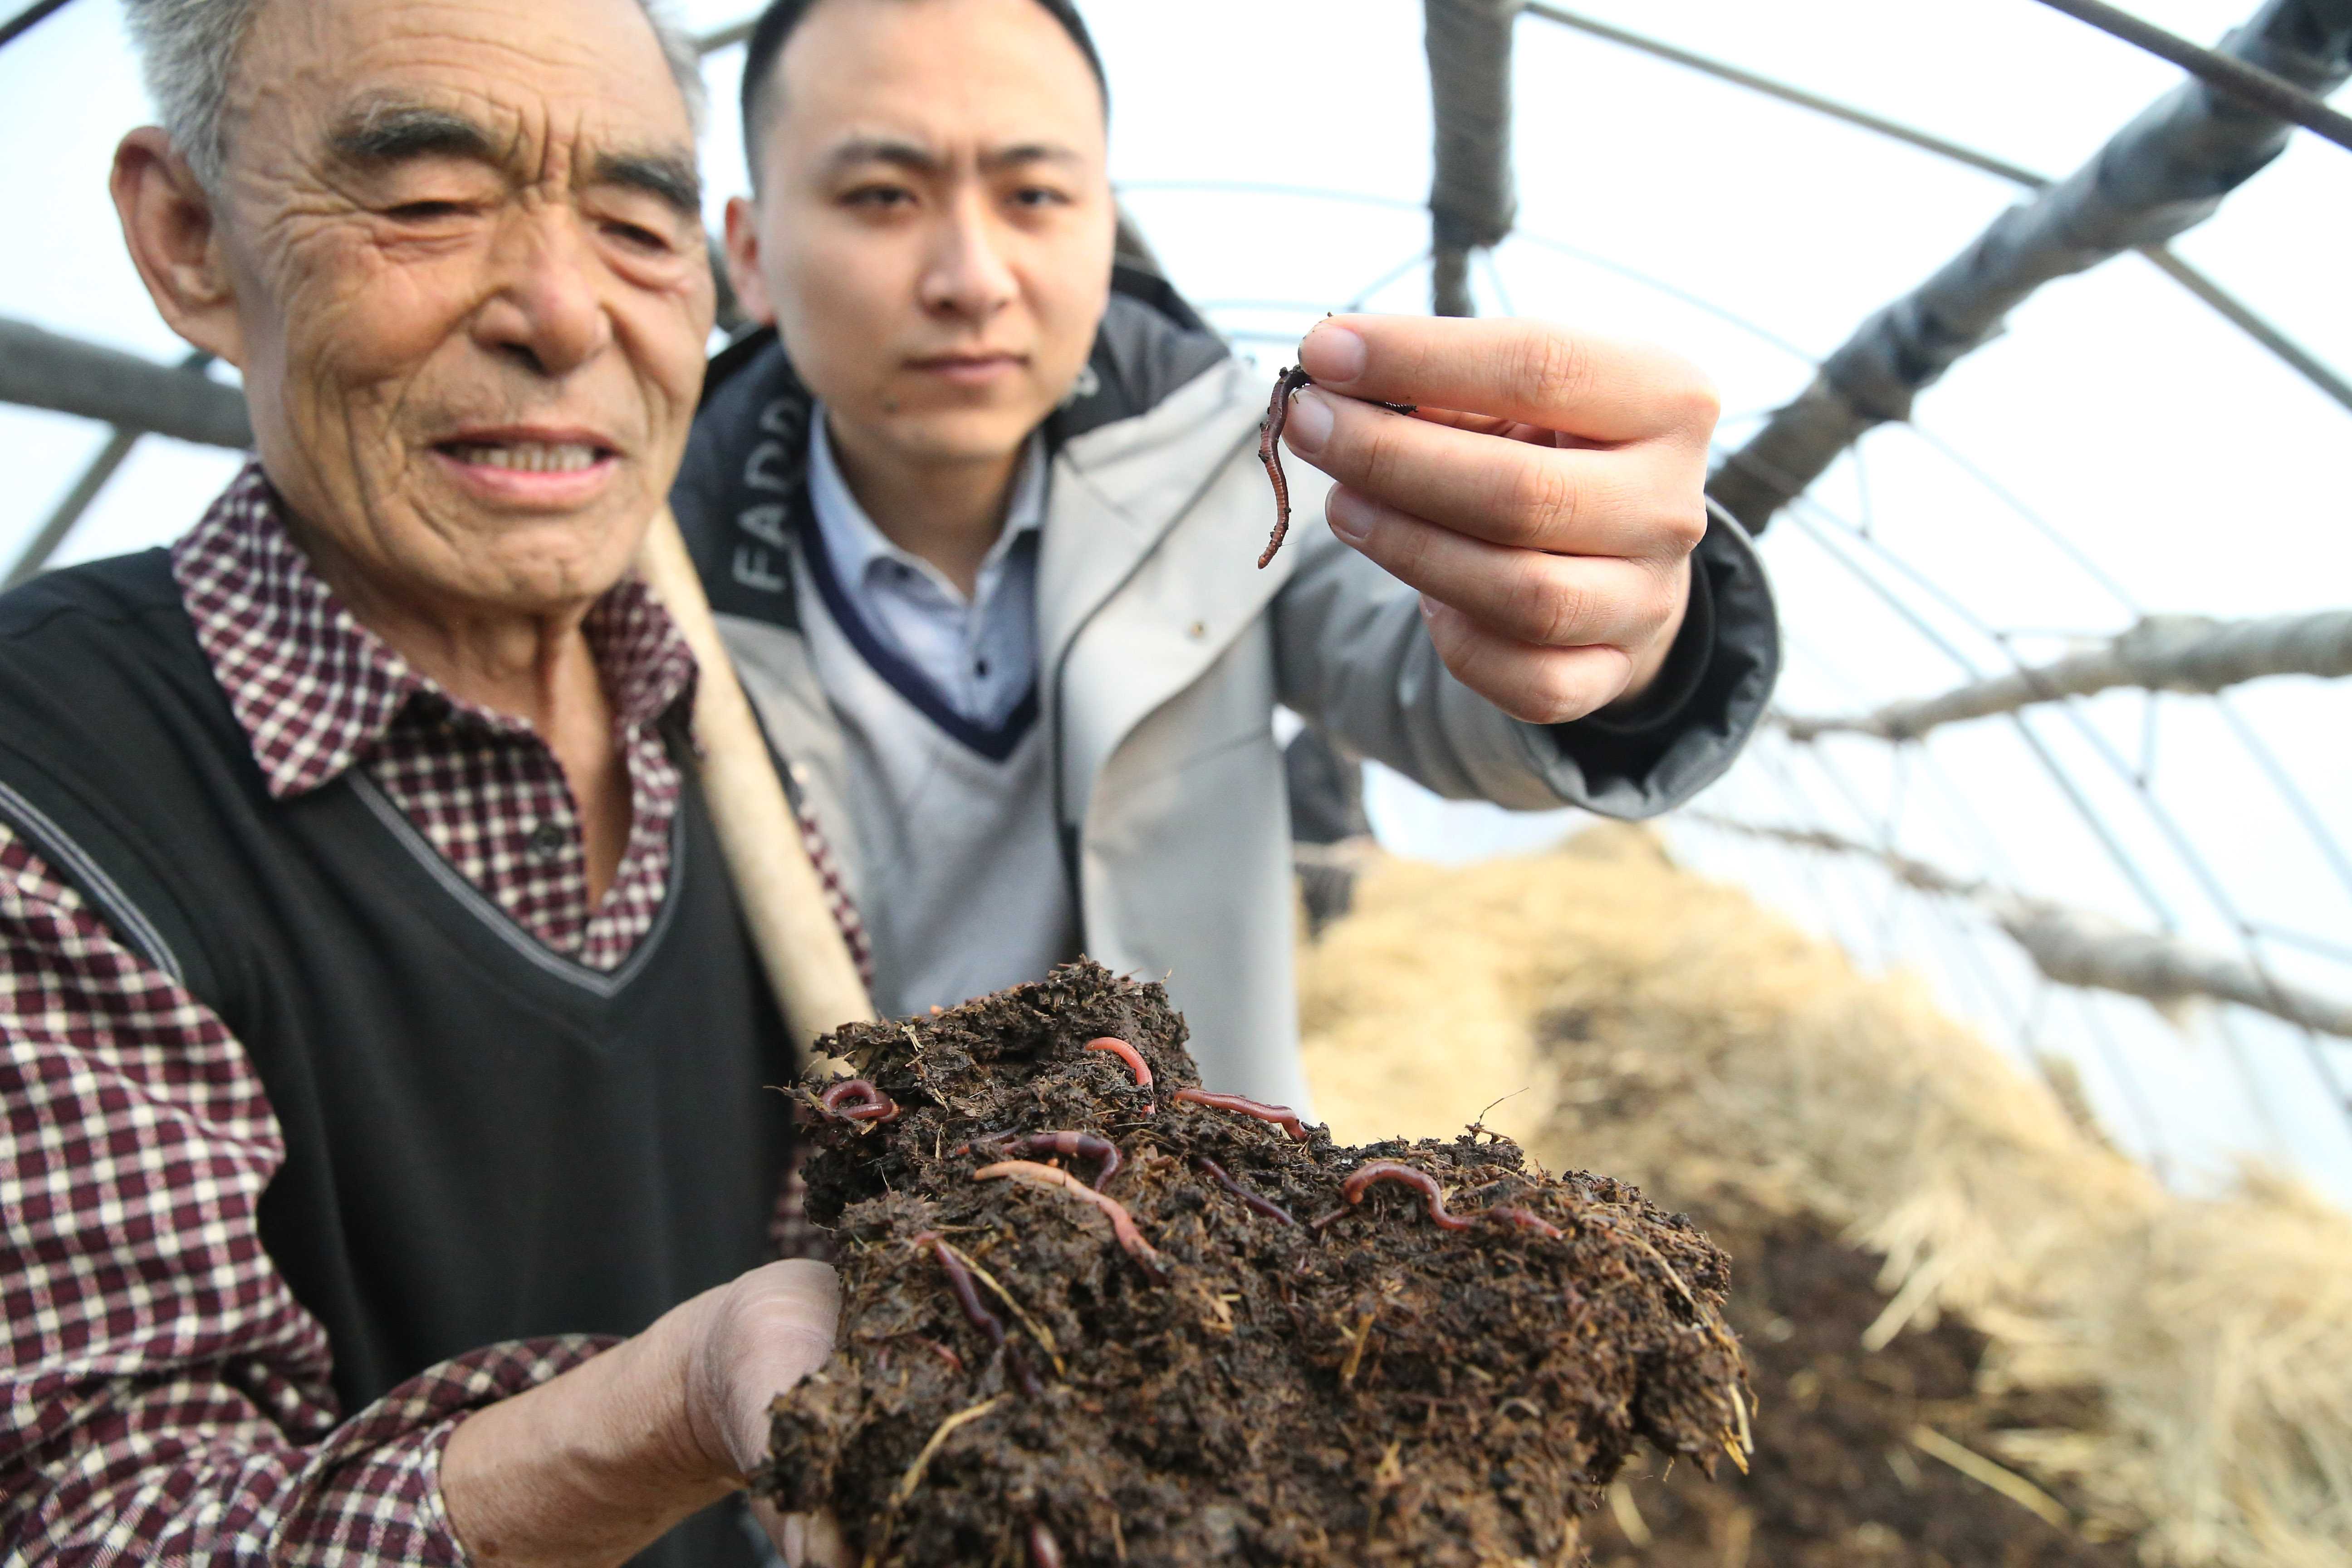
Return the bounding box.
[185,0,713,615]
[729,0,1115,469]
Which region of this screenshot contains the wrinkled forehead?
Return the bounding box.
[229,0,696,176]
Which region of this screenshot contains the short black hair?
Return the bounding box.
[740,0,1109,183]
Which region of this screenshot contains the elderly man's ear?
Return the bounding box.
[111,127,246,369]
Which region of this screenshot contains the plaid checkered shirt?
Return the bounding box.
[0,463,863,1563]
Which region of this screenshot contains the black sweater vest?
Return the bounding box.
[0,552,790,1568]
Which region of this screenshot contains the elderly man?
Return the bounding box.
[0,1,841,1564]
[678,0,1779,1106]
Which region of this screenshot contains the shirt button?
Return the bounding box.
[527,821,568,858]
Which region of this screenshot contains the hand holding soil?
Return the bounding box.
[758,961,1749,1565]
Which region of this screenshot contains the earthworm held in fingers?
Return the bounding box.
[1257,366,1314,569]
[975,1160,1167,1282]
[1170,1086,1313,1142]
[817,1078,899,1123]
[1192,1155,1297,1225]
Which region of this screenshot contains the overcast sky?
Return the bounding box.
[3,0,2348,1201]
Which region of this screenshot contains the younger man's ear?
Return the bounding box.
[722,196,778,328]
[110,127,245,367]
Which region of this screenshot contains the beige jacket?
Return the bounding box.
[679,302,1778,1107]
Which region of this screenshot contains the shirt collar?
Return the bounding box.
[171,461,697,800]
[807,407,1046,608]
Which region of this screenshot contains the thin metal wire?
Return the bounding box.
[1120,180,1823,366]
[5,427,135,588]
[1783,490,2352,1129]
[1519,3,2052,188]
[1520,0,2352,415]
[2071,986,2176,1181]
[1776,503,2182,930]
[1113,178,1424,213]
[2029,0,2352,155]
[1477,246,1519,317]
[2212,692,2352,906]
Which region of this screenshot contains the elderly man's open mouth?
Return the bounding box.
[430,425,625,505]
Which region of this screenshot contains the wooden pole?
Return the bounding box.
[636,507,876,1051]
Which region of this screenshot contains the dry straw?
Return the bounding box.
[1295,824,2352,1566]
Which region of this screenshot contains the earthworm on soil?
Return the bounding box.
[1170,1086,1312,1142]
[974,1160,1167,1281]
[1322,1160,1475,1230]
[981,1130,1122,1188]
[917,1232,1007,1353]
[1191,1154,1298,1225]
[1082,1035,1152,1090]
[1027,1521,1065,1568]
[817,1078,899,1122]
[1484,1205,1565,1240]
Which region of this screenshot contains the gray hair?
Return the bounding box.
[122,0,708,190]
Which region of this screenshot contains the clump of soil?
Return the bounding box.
[757,961,1749,1566]
[1583,1208,2134,1568]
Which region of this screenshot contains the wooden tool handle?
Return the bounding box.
[637,506,877,1050]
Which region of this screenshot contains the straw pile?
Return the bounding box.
[1294,824,2352,1567]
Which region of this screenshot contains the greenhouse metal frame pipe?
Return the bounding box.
[1522,3,2352,418]
[1698,0,2352,533]
[1424,0,1519,316]
[2033,0,2352,153]
[1692,815,2352,1044]
[0,317,252,450]
[1779,609,2352,742]
[0,0,73,52]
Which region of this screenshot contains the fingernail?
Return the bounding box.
[1419,593,1439,620]
[1298,321,1368,384]
[1326,488,1372,544]
[1284,389,1334,453]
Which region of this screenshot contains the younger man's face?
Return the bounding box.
[727,0,1116,467]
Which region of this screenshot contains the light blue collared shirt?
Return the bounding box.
[806,412,1045,728]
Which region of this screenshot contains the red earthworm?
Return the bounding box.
[1028,1521,1065,1568]
[1083,1035,1152,1090]
[1335,1160,1475,1230]
[1484,1205,1564,1240]
[917,1231,1004,1352]
[914,1232,1041,1397]
[1258,365,1315,569]
[1256,367,1417,570]
[1191,1155,1297,1225]
[915,1336,964,1374]
[975,1160,1167,1282]
[817,1078,898,1122]
[1170,1086,1312,1142]
[982,1130,1122,1188]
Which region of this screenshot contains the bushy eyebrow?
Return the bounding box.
[331,102,496,166]
[329,98,702,216]
[592,152,703,218]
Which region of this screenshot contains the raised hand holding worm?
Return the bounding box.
[1270,316,1719,725]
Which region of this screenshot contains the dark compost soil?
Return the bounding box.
[756,961,1749,1567]
[1581,1208,2136,1568]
